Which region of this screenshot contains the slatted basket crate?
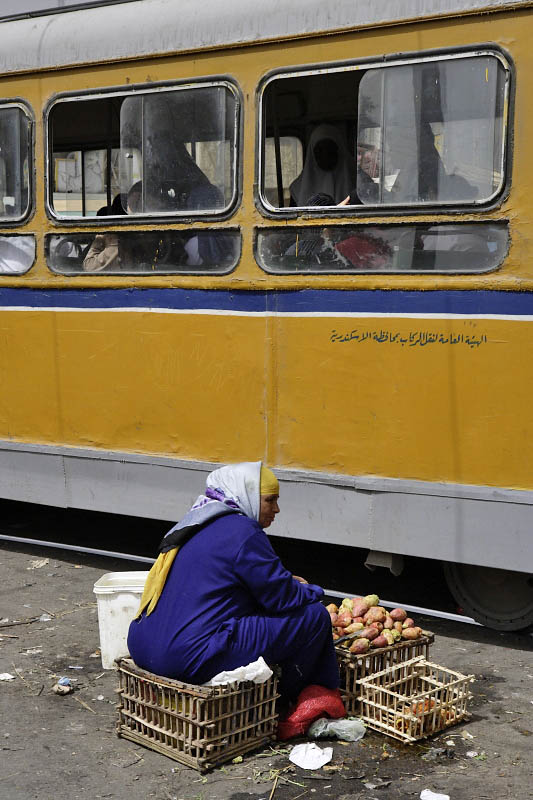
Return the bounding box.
[115,658,279,772]
[358,656,474,742]
[335,631,434,715]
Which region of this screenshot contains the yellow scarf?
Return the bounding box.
[135,548,178,618]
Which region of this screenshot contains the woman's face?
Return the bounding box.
[259,494,280,528]
[314,138,338,171]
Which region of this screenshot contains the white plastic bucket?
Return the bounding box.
[93,571,148,669]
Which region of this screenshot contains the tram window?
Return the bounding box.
[48,82,239,220]
[256,222,508,274]
[0,235,35,274]
[46,229,241,275]
[260,52,508,211]
[0,105,31,221]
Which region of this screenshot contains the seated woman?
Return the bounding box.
[127,462,339,702]
[290,124,358,206]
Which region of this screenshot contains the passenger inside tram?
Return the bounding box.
[289,124,357,206]
[147,140,223,213]
[96,192,127,217]
[389,122,477,204]
[127,462,340,704]
[282,192,335,261]
[82,182,143,272]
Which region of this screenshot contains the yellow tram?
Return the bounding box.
[0,0,531,629]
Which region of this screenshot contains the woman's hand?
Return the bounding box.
[292,575,308,584]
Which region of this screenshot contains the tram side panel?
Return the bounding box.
[272,312,531,489]
[0,306,269,513]
[269,310,533,576]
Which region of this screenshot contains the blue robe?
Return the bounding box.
[127,513,339,700]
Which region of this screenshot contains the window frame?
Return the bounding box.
[254,219,509,276]
[44,77,242,225]
[44,227,242,277]
[0,98,34,226]
[256,46,513,219]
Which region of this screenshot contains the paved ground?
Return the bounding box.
[1,541,532,800]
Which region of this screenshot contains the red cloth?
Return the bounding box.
[335,235,390,269]
[277,684,346,740]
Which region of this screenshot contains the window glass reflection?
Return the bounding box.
[256,223,508,273]
[0,235,35,274]
[0,106,31,220]
[358,57,506,205]
[120,86,237,215]
[47,230,240,274]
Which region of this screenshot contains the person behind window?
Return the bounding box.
[284,190,391,269]
[82,183,141,272]
[96,192,128,217]
[146,141,223,213]
[126,180,142,213]
[337,145,381,206]
[128,462,339,704]
[354,145,380,203]
[289,124,357,206]
[390,123,477,204]
[283,193,341,265]
[147,149,228,267]
[82,232,120,272]
[111,192,127,214]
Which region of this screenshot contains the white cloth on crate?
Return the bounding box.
[204,656,273,686]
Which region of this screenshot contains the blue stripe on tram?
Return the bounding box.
[0,287,533,315]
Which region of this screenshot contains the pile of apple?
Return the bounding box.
[326,594,424,654]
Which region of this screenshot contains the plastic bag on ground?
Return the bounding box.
[204,656,273,686]
[308,716,366,742]
[289,742,333,769]
[420,791,450,800]
[277,684,346,740]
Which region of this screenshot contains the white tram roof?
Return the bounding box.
[0,0,530,75]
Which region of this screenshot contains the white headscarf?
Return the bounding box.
[159,462,262,552]
[290,123,358,205]
[202,461,261,521]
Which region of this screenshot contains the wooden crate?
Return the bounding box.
[335,631,434,715]
[116,658,279,772]
[358,656,474,742]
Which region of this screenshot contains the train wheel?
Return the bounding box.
[444,563,533,631]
